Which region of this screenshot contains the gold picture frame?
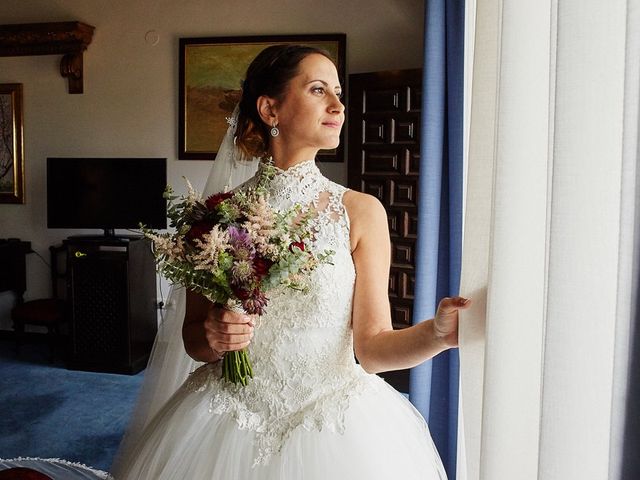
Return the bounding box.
[0,83,24,204]
[178,34,346,162]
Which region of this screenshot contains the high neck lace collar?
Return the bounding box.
[255,158,326,207]
[259,158,320,180]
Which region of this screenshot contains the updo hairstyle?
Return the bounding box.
[235,44,334,158]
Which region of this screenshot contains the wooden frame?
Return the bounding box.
[178,34,346,162]
[0,83,24,204]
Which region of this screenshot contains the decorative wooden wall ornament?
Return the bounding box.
[0,22,95,94]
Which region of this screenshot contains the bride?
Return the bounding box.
[112,44,471,479]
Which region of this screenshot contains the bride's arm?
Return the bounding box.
[343,191,471,374]
[183,290,254,363]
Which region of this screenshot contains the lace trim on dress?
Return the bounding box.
[0,457,113,479]
[186,362,373,466]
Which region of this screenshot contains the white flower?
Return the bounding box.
[148,233,184,261]
[184,177,200,205]
[191,225,230,269]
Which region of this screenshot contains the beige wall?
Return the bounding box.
[0,0,424,327]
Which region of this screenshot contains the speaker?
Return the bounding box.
[65,236,157,374]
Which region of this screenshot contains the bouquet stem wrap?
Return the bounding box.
[222,300,254,386]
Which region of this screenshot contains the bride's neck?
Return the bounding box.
[269,143,318,170]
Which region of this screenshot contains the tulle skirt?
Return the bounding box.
[112,375,447,480]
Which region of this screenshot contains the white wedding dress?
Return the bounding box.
[113,160,447,480]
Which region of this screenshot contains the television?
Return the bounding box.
[47,157,167,237]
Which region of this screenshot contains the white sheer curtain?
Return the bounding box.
[458,0,640,479]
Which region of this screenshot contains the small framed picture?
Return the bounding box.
[0,83,24,204]
[178,34,346,162]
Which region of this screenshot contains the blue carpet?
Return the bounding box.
[0,338,143,472]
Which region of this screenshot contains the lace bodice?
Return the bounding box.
[186,159,376,465]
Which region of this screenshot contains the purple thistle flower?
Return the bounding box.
[231,259,253,284]
[228,225,255,261]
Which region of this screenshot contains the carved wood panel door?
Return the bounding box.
[347,69,422,392]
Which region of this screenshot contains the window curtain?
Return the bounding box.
[408,0,465,478]
[457,0,640,479]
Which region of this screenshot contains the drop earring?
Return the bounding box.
[270,121,280,137]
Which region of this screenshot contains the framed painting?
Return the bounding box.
[178,34,346,162]
[0,83,24,204]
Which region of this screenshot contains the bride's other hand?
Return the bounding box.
[349,193,474,373]
[433,296,472,348]
[205,305,255,357]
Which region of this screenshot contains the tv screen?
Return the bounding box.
[47,157,167,235]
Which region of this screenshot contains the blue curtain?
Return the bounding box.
[408,0,465,478]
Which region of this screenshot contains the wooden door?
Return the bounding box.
[347,68,422,392]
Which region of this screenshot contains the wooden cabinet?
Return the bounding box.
[65,236,157,374]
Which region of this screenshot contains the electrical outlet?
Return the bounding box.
[157,300,174,309]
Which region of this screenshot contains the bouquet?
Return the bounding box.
[141,161,333,386]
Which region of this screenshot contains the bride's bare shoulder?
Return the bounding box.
[342,190,384,217]
[342,190,388,250]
